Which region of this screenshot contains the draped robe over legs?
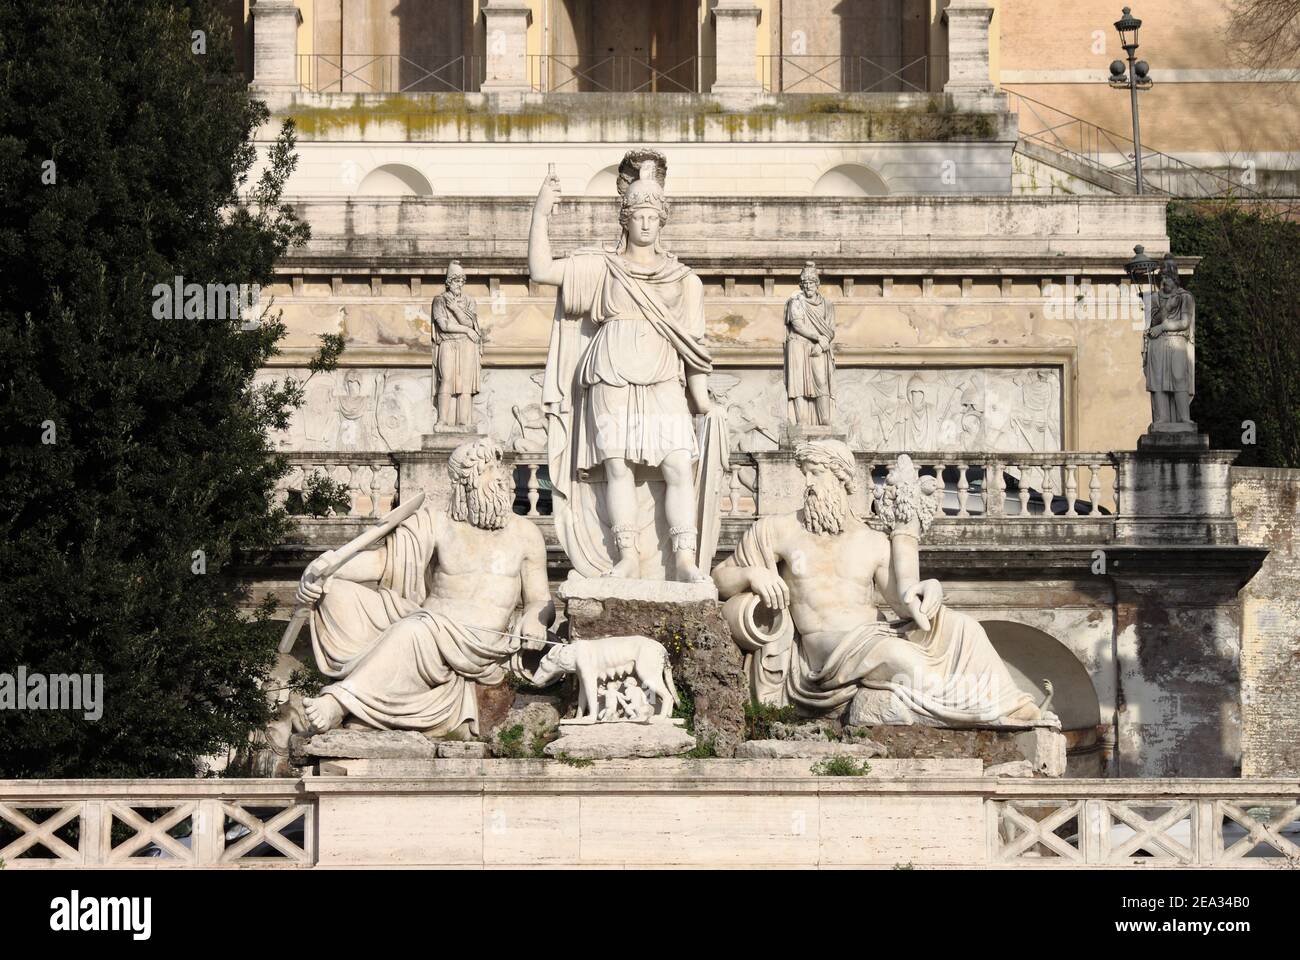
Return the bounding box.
[308,506,518,736]
[1145,288,1195,397]
[432,293,482,396]
[784,294,836,401]
[725,516,1037,725]
[541,249,727,578]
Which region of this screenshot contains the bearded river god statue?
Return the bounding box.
[713,441,1055,728]
[530,151,728,584]
[274,438,554,740]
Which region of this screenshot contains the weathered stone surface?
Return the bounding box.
[292,729,436,762]
[490,702,560,758]
[437,741,490,759]
[474,680,517,738]
[563,592,747,757]
[771,720,841,741]
[1015,726,1067,778]
[844,725,1026,767]
[544,720,695,759]
[984,760,1035,778]
[735,739,885,760]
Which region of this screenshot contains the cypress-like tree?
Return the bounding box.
[1168,201,1300,468]
[0,0,320,776]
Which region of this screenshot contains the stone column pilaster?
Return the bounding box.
[942,0,1001,110]
[482,0,532,93]
[711,0,762,94]
[250,0,302,93]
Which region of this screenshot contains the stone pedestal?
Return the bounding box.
[481,0,531,93]
[394,425,488,513]
[711,1,762,94]
[249,0,301,95]
[1114,442,1238,544]
[545,717,695,759]
[942,0,1004,111]
[558,576,747,756]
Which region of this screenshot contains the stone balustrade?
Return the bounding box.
[277,452,399,518]
[3,769,1295,867]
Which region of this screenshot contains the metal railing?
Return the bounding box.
[759,54,946,94]
[297,54,483,94]
[528,54,711,93]
[1007,90,1257,198]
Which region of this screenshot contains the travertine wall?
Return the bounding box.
[1234,467,1300,777]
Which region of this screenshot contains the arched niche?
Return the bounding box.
[358,163,434,197]
[982,619,1105,776]
[585,165,620,196]
[812,163,889,197]
[981,620,1101,731]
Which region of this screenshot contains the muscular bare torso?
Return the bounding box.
[422,513,537,633]
[769,513,892,668]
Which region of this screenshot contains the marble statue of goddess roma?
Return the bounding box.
[530,152,727,582]
[714,440,1047,726]
[289,437,554,737]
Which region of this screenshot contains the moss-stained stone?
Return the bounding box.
[278,91,1005,144]
[564,596,748,757]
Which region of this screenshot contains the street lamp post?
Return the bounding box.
[1109,7,1153,194]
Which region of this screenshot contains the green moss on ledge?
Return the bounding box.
[281,92,1001,143]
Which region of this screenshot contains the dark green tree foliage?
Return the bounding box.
[0,1,312,776]
[1167,202,1300,468]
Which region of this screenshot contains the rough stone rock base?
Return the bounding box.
[291,729,436,765]
[840,724,1066,777]
[559,576,747,757]
[544,719,696,759]
[735,739,885,759]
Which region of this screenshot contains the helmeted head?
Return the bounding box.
[799,261,820,299]
[795,439,858,535]
[447,436,513,530]
[445,260,467,297]
[618,154,669,252]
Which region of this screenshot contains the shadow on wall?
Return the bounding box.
[813,163,889,196]
[982,619,1106,776]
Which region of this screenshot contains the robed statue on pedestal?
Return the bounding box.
[529,151,728,582]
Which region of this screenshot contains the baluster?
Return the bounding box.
[1040,463,1055,517]
[1112,468,1121,517]
[526,464,540,517]
[369,464,381,518]
[956,462,969,518]
[1016,463,1030,516]
[729,466,743,517]
[992,459,1005,518]
[1089,462,1102,516]
[1065,460,1079,517]
[345,465,358,516]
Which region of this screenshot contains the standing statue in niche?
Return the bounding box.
[432,259,482,429]
[531,150,728,583]
[1144,255,1196,429]
[785,261,837,427]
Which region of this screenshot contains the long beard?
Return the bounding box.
[464,475,513,530]
[803,474,849,535]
